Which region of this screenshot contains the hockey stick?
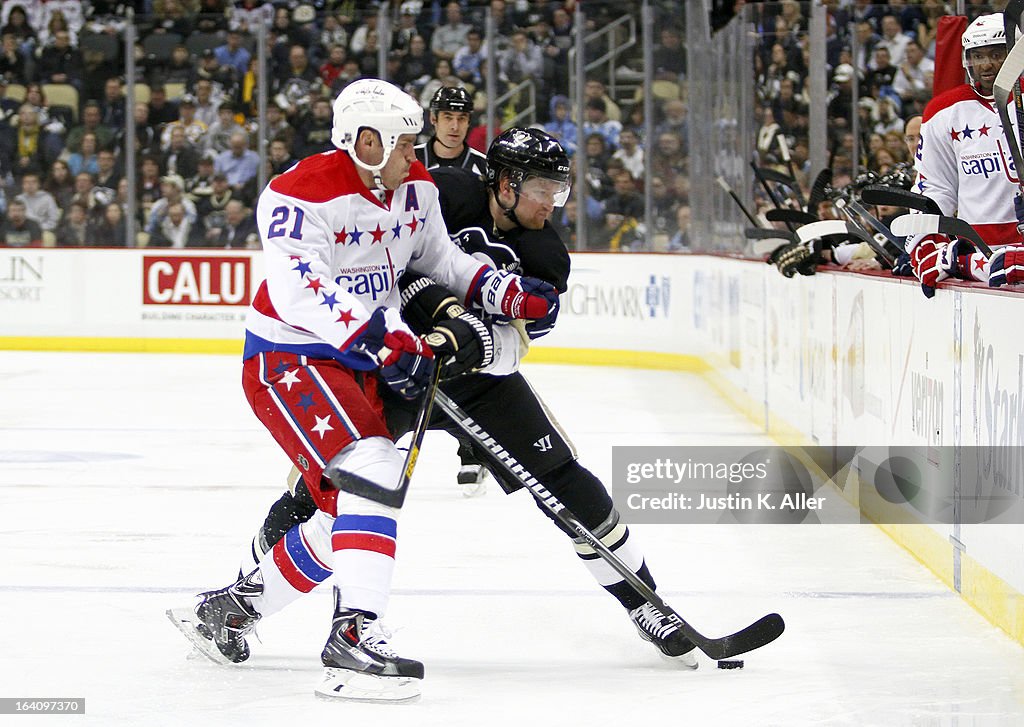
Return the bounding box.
[328,362,444,508]
[751,164,796,232]
[775,133,807,209]
[890,213,993,256]
[832,195,904,250]
[1004,1,1024,187]
[806,168,833,214]
[992,36,1024,198]
[766,208,818,226]
[715,175,761,227]
[859,185,942,214]
[797,218,896,266]
[433,391,786,661]
[745,227,798,242]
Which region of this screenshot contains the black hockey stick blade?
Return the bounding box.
[433,390,786,661]
[860,185,941,214]
[890,214,993,256]
[745,227,797,242]
[1006,0,1024,38]
[756,166,797,187]
[690,612,786,660]
[806,168,832,213]
[327,362,443,508]
[766,208,818,225]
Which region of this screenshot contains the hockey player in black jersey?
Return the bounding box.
[414,85,489,177]
[176,129,698,700]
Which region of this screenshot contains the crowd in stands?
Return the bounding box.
[749,0,982,206]
[0,0,690,251]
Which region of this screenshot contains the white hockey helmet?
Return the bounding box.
[331,78,423,174]
[962,13,1006,94]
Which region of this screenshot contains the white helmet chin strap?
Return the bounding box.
[351,146,393,191]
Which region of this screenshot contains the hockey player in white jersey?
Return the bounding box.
[169,79,557,702]
[909,13,1024,295]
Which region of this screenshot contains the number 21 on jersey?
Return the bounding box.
[267,206,306,240]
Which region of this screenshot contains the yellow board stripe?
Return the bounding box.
[3,337,1021,645]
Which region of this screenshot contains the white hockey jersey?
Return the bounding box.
[243,149,489,369]
[916,83,1022,248]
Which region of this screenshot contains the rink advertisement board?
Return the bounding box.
[0,248,259,345]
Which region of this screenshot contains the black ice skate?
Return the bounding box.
[629,601,699,669]
[456,440,487,497]
[315,599,424,702]
[166,570,263,665]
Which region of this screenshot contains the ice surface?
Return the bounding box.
[1,351,1023,726]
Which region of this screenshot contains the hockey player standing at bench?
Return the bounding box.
[174,129,699,702]
[909,13,1024,294]
[168,81,558,702]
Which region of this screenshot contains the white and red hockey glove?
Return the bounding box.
[352,307,435,400]
[476,269,558,320]
[988,246,1024,287]
[908,233,968,299]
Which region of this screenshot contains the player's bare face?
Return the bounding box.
[433,111,470,149]
[380,135,419,190]
[969,46,1006,96]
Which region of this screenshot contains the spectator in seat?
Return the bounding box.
[195,171,234,234]
[186,153,216,200]
[0,198,42,247]
[149,200,204,248]
[16,170,57,232]
[37,29,83,88]
[452,27,484,87]
[268,137,296,175]
[397,35,433,87]
[653,26,686,82]
[667,204,691,252]
[86,201,128,247]
[544,95,577,157]
[147,84,179,129]
[100,76,127,130]
[207,198,258,249]
[582,97,622,151]
[136,153,164,216]
[0,5,36,53]
[612,128,644,181]
[293,97,333,159]
[191,77,221,129]
[131,102,160,156]
[163,124,201,180]
[55,200,89,246]
[161,95,208,151]
[431,2,472,62]
[582,78,621,123]
[146,173,197,236]
[214,129,258,192]
[7,103,61,180]
[66,102,115,154]
[203,101,244,155]
[0,31,28,83]
[878,13,911,66]
[319,44,348,89]
[44,159,72,206]
[214,28,251,76]
[95,148,120,190]
[65,131,100,176]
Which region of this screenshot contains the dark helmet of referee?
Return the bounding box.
[429,86,474,114]
[486,128,571,222]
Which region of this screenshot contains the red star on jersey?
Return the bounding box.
[975,256,986,271]
[334,228,347,245]
[979,124,991,136]
[950,128,961,142]
[369,224,386,244]
[405,216,419,234]
[305,276,324,294]
[336,308,356,327]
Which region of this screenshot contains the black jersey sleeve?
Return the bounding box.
[432,167,491,233]
[513,224,571,291]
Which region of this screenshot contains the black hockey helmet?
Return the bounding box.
[429,85,474,114]
[486,127,570,197]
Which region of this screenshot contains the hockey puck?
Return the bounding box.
[717,660,744,669]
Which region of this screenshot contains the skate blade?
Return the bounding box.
[459,468,487,497]
[165,607,235,666]
[315,667,421,703]
[661,650,700,671]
